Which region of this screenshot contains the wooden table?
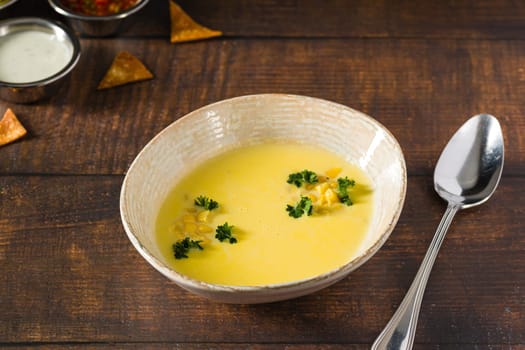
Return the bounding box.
[1,1,523,349]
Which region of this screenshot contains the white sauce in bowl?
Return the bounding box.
[0,29,73,83]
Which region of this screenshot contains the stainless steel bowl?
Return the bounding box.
[48,0,150,37]
[0,0,19,11]
[0,17,81,104]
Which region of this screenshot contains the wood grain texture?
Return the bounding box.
[3,346,523,350]
[1,1,524,349]
[5,0,525,39]
[1,38,524,175]
[1,175,523,346]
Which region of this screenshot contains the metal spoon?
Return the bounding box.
[372,114,504,350]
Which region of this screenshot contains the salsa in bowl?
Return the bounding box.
[48,0,150,37]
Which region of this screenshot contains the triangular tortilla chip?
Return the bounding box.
[170,1,222,43]
[0,108,27,147]
[97,51,154,90]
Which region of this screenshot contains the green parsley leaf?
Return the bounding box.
[287,170,319,187]
[215,222,237,243]
[337,177,356,206]
[173,237,203,259]
[194,195,219,211]
[286,196,313,218]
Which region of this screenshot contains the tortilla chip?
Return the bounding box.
[0,108,27,147]
[170,1,222,43]
[97,51,154,90]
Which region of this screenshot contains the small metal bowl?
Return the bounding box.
[0,0,19,11]
[0,17,81,104]
[48,0,150,37]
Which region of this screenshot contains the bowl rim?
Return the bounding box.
[0,17,81,87]
[48,0,150,21]
[0,0,18,11]
[120,93,407,295]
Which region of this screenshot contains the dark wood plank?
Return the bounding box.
[1,175,523,346]
[0,345,368,350]
[3,345,522,350]
[1,1,523,349]
[5,0,525,40]
[174,0,525,40]
[1,38,524,176]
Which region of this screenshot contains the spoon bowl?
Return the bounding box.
[434,114,504,208]
[372,114,504,350]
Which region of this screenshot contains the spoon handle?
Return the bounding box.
[371,203,460,350]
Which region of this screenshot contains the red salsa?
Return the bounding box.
[59,0,139,16]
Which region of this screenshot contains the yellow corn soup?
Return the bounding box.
[156,142,374,286]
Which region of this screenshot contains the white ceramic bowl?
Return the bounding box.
[120,94,407,304]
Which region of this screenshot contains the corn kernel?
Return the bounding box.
[307,193,318,202]
[184,222,197,234]
[316,182,329,195]
[183,214,196,223]
[324,188,338,205]
[197,210,210,222]
[198,224,213,233]
[317,175,329,183]
[169,226,185,240]
[173,222,183,231]
[325,167,342,178]
[170,226,183,238]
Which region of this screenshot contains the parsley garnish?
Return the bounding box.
[194,195,219,211]
[287,170,319,187]
[337,177,356,206]
[215,222,237,243]
[173,237,203,259]
[286,196,313,218]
